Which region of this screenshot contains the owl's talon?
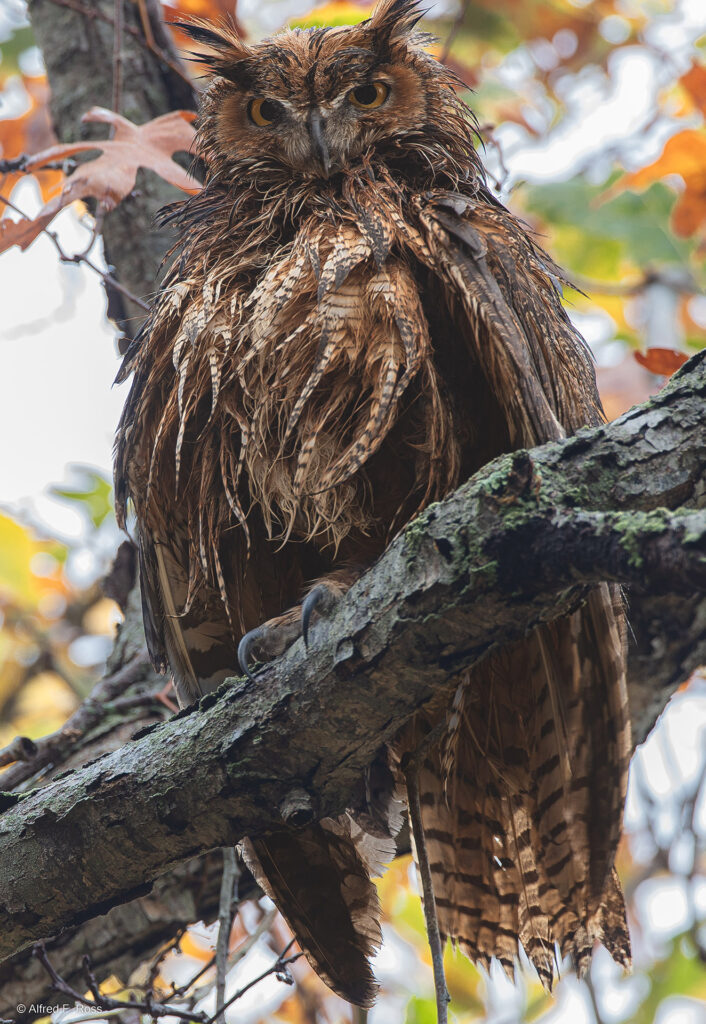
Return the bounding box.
[238,626,266,682]
[302,583,337,648]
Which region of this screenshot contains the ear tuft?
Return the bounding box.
[366,0,427,44]
[170,18,255,87]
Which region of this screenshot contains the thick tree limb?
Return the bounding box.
[1,351,705,972]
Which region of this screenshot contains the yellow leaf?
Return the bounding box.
[0,513,42,605]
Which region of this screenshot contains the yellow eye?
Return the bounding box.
[348,81,390,110]
[248,98,281,126]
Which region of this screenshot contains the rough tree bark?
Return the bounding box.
[1,351,706,976]
[2,0,704,1012]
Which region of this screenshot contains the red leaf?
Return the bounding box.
[634,347,689,376]
[0,108,200,255]
[0,210,55,252]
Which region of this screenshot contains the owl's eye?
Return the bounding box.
[348,81,390,110]
[248,98,281,126]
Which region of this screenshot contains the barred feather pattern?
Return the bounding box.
[240,812,396,1008]
[412,594,631,988]
[115,0,631,1004]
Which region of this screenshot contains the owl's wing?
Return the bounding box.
[135,526,239,705]
[412,190,602,440]
[395,190,632,984]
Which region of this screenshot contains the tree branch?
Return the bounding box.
[1,351,705,972]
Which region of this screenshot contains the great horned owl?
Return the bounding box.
[115,0,631,1007]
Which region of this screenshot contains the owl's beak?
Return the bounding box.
[307,108,331,178]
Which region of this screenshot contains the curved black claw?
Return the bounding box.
[301,584,332,648]
[238,626,266,683]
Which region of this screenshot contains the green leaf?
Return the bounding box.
[630,932,706,1024]
[0,25,36,79]
[404,996,439,1024]
[50,466,114,530]
[521,178,695,276]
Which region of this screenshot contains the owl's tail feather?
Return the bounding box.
[404,587,631,988]
[240,814,395,1007]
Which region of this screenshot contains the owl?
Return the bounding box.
[115,0,632,1007]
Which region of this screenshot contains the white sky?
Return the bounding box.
[1,180,127,528]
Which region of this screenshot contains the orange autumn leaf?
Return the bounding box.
[0,75,62,201]
[634,347,689,376]
[0,208,56,253]
[622,130,706,186]
[608,129,706,237]
[167,0,243,23]
[681,60,706,117]
[0,107,200,256]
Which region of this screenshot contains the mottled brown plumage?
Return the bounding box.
[115,0,631,1005]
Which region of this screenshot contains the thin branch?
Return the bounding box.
[111,0,125,122]
[171,907,278,1004]
[440,0,469,64]
[146,928,186,993]
[45,0,196,89]
[0,651,151,790]
[570,267,699,298]
[204,945,301,1024]
[215,849,240,1024]
[0,193,150,312]
[404,756,449,1024]
[584,972,607,1024]
[0,736,37,768]
[34,944,209,1023]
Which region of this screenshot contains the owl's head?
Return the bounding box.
[186,0,479,185]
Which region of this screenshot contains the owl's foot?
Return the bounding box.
[237,574,354,682]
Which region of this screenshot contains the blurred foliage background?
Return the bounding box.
[1,0,705,1022]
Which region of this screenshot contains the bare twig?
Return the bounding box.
[35,944,209,1023]
[136,0,157,51]
[82,954,103,1003]
[404,757,450,1024]
[204,942,301,1024]
[45,0,196,89]
[477,123,511,192]
[215,849,240,1024]
[169,907,278,1005]
[0,193,150,312]
[146,928,186,993]
[112,0,125,122]
[584,972,607,1024]
[570,267,698,299]
[440,0,469,64]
